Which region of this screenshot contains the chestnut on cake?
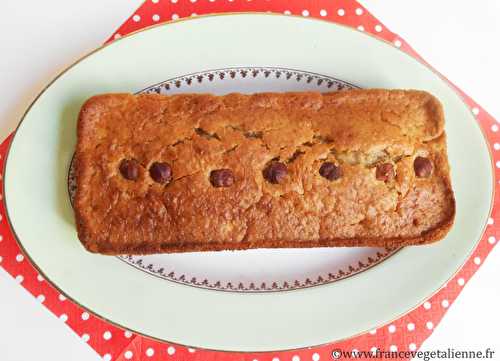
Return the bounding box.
[74,89,455,255]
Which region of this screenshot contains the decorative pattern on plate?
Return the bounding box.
[69,67,401,293]
[68,156,77,206]
[139,67,358,95]
[119,247,399,292]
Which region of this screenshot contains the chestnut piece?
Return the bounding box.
[149,162,172,184]
[319,162,342,181]
[210,169,235,188]
[263,161,288,184]
[119,159,139,181]
[414,157,433,178]
[376,163,395,182]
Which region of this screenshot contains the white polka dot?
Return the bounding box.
[369,329,377,335]
[146,348,155,357]
[0,256,2,263]
[375,25,383,32]
[426,321,434,330]
[492,124,499,132]
[409,343,417,351]
[103,331,112,340]
[394,40,402,48]
[284,10,291,15]
[191,13,197,17]
[60,314,68,322]
[152,14,160,22]
[423,301,431,310]
[113,33,121,39]
[302,10,309,17]
[37,274,44,281]
[124,330,133,338]
[37,294,45,303]
[337,9,345,16]
[15,275,23,283]
[458,277,465,286]
[152,0,159,3]
[441,299,449,308]
[319,9,327,17]
[355,8,363,16]
[171,14,179,20]
[167,346,175,355]
[390,345,397,352]
[124,351,133,360]
[132,14,141,22]
[352,349,359,356]
[292,356,300,361]
[188,348,196,353]
[472,107,480,116]
[0,235,3,242]
[493,143,500,150]
[272,358,279,361]
[357,25,365,31]
[474,256,481,265]
[407,323,415,331]
[496,161,500,168]
[103,354,112,361]
[15,254,24,262]
[488,236,496,245]
[388,324,396,333]
[488,217,494,225]
[370,347,378,355]
[81,312,90,320]
[82,334,90,342]
[190,0,197,2]
[59,294,66,301]
[312,353,320,361]
[171,0,178,2]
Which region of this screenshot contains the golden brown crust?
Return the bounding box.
[74,90,455,255]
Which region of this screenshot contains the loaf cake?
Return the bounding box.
[74,90,455,255]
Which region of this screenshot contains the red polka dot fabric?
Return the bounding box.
[1,1,498,360]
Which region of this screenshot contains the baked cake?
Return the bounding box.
[74,90,455,254]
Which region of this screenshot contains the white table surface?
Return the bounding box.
[0,1,499,360]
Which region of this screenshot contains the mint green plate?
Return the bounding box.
[4,14,492,351]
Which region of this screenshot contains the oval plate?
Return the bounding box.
[4,14,492,351]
